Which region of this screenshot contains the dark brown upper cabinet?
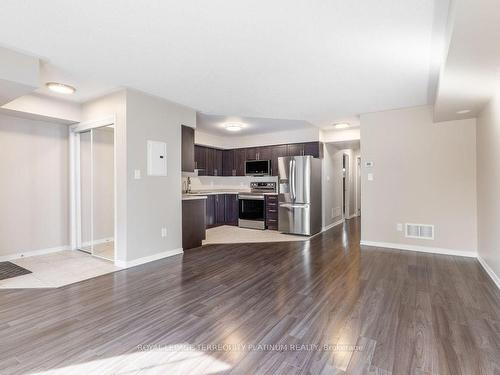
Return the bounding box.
[271,145,288,176]
[181,125,195,172]
[194,145,207,175]
[245,147,258,161]
[222,149,235,176]
[258,146,272,161]
[234,149,246,176]
[287,143,305,156]
[214,149,223,176]
[303,142,323,158]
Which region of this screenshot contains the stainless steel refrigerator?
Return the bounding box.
[278,155,322,236]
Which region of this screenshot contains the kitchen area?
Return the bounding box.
[181,125,323,250]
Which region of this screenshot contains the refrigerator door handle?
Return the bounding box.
[290,159,296,201]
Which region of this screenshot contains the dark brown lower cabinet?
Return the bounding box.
[215,194,226,225]
[205,195,216,228]
[265,195,279,230]
[182,199,206,250]
[225,194,239,225]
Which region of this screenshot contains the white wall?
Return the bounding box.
[360,106,477,254]
[0,114,69,258]
[195,127,320,149]
[320,128,360,143]
[477,90,500,281]
[125,89,196,262]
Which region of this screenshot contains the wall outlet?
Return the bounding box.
[367,173,374,181]
[161,227,167,238]
[396,223,403,232]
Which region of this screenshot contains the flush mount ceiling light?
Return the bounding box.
[225,122,243,131]
[334,123,350,129]
[46,82,76,94]
[456,109,471,114]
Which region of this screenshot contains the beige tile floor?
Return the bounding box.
[92,241,115,260]
[203,225,309,245]
[0,250,120,289]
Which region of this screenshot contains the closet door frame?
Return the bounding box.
[69,116,116,261]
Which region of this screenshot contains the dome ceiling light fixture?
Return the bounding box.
[46,82,76,94]
[333,123,350,129]
[225,122,243,131]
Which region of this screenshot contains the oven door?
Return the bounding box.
[238,195,265,229]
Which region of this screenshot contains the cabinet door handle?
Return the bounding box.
[195,161,198,169]
[269,209,277,213]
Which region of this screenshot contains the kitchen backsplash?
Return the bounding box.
[182,174,278,192]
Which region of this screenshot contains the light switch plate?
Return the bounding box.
[161,227,167,238]
[134,169,141,179]
[367,173,374,181]
[397,223,403,231]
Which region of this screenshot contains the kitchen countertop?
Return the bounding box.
[182,194,208,201]
[184,190,279,196]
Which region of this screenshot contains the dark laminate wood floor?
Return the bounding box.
[1,218,500,374]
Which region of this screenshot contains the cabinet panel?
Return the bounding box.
[214,149,223,176]
[182,199,206,249]
[205,147,216,176]
[245,147,258,160]
[195,145,207,176]
[234,149,246,176]
[215,194,226,225]
[205,195,216,228]
[225,194,239,225]
[287,143,305,157]
[258,146,272,162]
[265,195,279,230]
[222,149,235,176]
[271,145,288,176]
[181,125,195,172]
[303,142,322,158]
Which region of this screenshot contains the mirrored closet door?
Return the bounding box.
[74,124,115,261]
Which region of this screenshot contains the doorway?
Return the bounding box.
[70,117,116,262]
[342,153,349,218]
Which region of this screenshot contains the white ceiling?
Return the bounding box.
[434,0,500,121]
[0,0,447,128]
[36,62,119,103]
[197,113,315,136]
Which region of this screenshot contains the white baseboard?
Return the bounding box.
[322,218,345,232]
[346,214,358,219]
[477,256,500,290]
[0,245,71,262]
[359,240,477,258]
[115,248,183,268]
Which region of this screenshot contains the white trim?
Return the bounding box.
[114,248,183,268]
[322,218,345,232]
[0,245,71,262]
[477,256,500,290]
[346,213,358,219]
[359,240,476,258]
[70,116,115,133]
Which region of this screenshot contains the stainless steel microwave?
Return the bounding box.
[245,160,271,176]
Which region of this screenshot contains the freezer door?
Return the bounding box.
[278,156,293,203]
[278,202,312,235]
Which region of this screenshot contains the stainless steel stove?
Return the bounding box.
[238,182,276,230]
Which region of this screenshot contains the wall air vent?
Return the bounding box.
[405,223,434,240]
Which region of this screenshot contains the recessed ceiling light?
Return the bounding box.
[334,123,350,129]
[46,82,76,94]
[225,122,243,132]
[456,109,471,114]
